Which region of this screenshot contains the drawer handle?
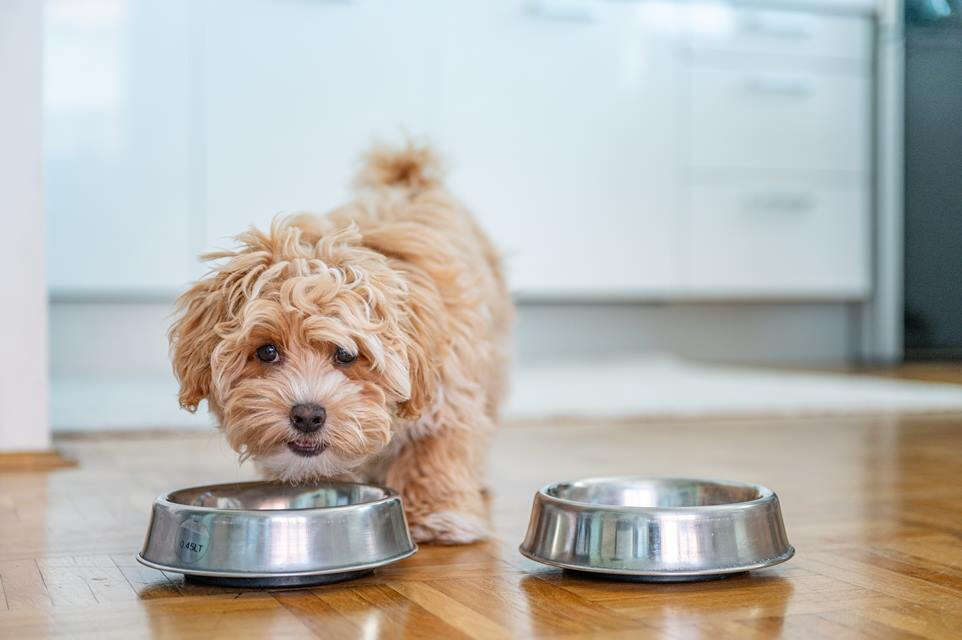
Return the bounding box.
[740,193,815,213]
[523,0,596,22]
[739,17,811,40]
[742,77,813,98]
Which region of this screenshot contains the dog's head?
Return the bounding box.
[169,215,441,480]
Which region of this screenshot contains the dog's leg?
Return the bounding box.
[385,423,490,545]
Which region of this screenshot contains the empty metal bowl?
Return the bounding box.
[138,480,416,588]
[520,477,793,580]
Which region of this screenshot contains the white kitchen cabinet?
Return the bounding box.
[683,176,870,296]
[435,1,682,296]
[44,0,876,301]
[687,66,871,174]
[193,1,877,300]
[45,0,194,292]
[680,5,873,299]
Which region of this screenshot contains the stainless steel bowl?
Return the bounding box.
[138,480,416,588]
[520,477,793,580]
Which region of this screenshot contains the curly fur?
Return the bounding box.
[169,141,512,544]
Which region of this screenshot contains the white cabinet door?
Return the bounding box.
[439,1,682,296]
[45,0,194,292]
[684,176,870,297]
[687,65,870,174]
[200,0,445,260]
[687,8,872,62]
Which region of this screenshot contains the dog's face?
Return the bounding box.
[170,217,438,480]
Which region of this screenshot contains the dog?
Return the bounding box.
[169,142,512,544]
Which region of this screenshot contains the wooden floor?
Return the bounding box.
[3,403,962,637]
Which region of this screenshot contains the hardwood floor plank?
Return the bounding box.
[366,539,520,584]
[857,547,962,594]
[271,590,361,638]
[733,613,918,640]
[311,583,471,639]
[806,550,962,610]
[35,558,98,608]
[69,555,139,603]
[856,601,962,640]
[810,610,930,640]
[425,575,650,637]
[874,533,962,579]
[109,554,181,599]
[0,560,53,611]
[0,593,314,639]
[387,580,513,639]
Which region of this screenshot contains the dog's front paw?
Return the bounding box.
[408,510,490,545]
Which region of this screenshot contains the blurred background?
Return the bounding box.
[3,0,961,450]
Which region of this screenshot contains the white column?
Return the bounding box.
[0,0,50,451]
[860,0,905,363]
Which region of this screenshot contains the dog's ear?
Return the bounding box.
[169,278,226,412]
[392,272,446,421]
[356,223,449,421]
[397,308,442,420]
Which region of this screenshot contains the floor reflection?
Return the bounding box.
[519,569,795,638]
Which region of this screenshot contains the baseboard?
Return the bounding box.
[0,450,77,471]
[905,348,962,360]
[52,377,214,432]
[50,300,864,431]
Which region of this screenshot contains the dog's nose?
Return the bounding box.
[290,403,326,433]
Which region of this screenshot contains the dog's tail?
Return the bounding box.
[353,140,444,194]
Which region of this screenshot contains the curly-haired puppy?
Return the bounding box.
[169,143,512,544]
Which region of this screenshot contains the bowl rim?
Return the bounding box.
[157,480,402,515]
[517,544,796,577]
[136,546,418,579]
[535,476,776,513]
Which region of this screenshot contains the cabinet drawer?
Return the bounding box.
[684,178,870,297]
[688,8,872,62]
[688,67,870,173]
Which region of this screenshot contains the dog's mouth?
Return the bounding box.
[286,437,327,457]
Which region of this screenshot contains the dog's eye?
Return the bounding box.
[333,347,357,365]
[256,344,279,363]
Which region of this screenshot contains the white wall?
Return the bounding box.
[1,1,50,451]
